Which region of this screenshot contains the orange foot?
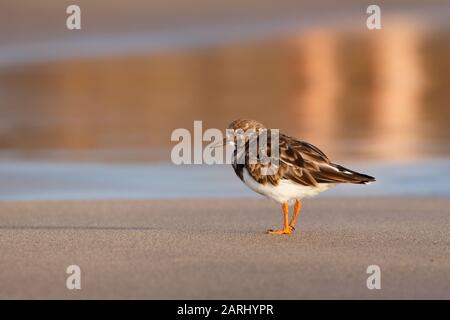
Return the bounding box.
[266,226,294,235]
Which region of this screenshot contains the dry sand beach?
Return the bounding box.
[0,197,449,299]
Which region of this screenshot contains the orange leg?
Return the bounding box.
[289,199,302,230]
[267,202,292,235]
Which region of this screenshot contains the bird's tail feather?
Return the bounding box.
[332,164,376,184]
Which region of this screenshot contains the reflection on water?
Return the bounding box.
[371,21,424,161]
[0,23,449,163]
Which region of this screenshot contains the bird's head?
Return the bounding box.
[227,119,266,132]
[211,119,267,149]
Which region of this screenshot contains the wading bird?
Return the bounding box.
[219,119,375,235]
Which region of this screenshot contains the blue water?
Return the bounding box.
[0,159,449,201]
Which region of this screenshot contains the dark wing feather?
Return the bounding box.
[244,133,375,186]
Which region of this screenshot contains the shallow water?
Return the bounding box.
[0,159,449,201]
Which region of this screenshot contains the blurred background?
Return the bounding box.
[0,0,449,200]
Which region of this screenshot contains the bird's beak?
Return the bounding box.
[209,137,230,149]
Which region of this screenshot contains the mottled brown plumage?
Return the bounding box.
[229,119,375,187]
[227,119,375,235]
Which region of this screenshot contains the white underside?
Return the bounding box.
[242,169,331,204]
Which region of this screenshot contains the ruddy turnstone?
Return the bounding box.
[223,119,375,235]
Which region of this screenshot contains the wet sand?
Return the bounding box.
[0,197,449,299]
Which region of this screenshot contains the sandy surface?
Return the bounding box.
[0,197,449,299]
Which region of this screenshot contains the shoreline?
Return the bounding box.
[1,158,450,201]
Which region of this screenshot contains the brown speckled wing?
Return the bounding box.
[244,133,375,186]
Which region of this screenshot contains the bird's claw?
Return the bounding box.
[266,228,293,235]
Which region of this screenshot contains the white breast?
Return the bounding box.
[242,169,330,204]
